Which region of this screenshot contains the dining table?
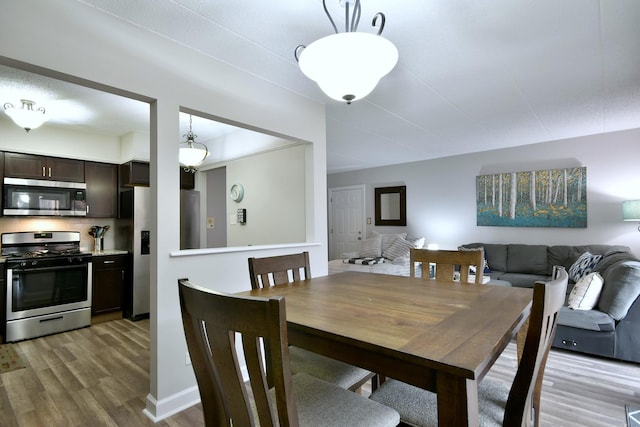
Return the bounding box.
[236,271,533,426]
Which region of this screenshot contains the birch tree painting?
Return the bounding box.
[476,167,587,227]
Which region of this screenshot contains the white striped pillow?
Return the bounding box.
[383,237,414,260]
[360,235,382,257]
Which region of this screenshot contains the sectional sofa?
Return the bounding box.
[461,243,640,363]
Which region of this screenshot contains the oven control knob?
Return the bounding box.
[20,261,28,268]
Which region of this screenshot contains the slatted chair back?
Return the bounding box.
[410,248,484,284]
[178,278,298,427]
[504,268,568,426]
[248,252,311,289]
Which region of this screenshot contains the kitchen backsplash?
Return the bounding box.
[0,217,124,252]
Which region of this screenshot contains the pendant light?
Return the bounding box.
[295,0,398,104]
[179,115,208,173]
[3,99,48,132]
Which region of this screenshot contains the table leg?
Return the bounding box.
[436,372,479,426]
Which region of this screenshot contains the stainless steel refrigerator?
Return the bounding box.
[180,190,201,250]
[120,186,150,320]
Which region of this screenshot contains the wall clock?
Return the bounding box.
[230,184,244,202]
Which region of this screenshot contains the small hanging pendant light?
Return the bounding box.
[179,115,209,173]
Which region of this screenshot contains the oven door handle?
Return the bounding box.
[8,264,88,274]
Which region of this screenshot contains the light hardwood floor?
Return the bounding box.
[1,318,638,426]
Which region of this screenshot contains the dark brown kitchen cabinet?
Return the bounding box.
[4,152,84,182]
[92,254,128,315]
[85,161,118,218]
[119,161,149,187]
[119,160,195,189]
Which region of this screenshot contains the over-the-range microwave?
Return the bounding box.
[3,177,87,216]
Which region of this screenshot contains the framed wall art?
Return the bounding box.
[476,167,587,228]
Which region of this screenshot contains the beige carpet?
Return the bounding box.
[0,343,27,374]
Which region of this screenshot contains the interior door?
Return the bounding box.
[329,185,365,260]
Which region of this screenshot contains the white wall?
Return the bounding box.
[328,129,640,257]
[1,0,328,421]
[225,144,307,246]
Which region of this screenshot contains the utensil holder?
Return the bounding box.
[94,237,102,253]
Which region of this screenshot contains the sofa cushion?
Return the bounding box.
[557,307,615,332]
[594,248,638,274]
[498,273,549,288]
[567,272,604,310]
[507,244,547,275]
[598,260,640,321]
[548,245,630,274]
[462,243,507,273]
[568,252,603,282]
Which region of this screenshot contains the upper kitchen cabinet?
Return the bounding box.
[85,161,118,218]
[119,160,195,189]
[4,152,85,182]
[119,160,149,187]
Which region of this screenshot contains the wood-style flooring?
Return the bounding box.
[1,318,638,426]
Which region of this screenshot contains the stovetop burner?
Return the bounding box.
[1,231,86,260]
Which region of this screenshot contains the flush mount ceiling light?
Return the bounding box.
[3,99,48,132]
[179,115,209,173]
[295,0,398,105]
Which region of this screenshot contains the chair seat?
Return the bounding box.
[287,373,399,426]
[370,378,509,427]
[289,346,373,390]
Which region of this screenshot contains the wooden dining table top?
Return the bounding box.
[237,271,533,385]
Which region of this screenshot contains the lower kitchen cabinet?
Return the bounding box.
[92,254,129,316]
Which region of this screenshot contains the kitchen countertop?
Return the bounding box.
[90,249,129,256]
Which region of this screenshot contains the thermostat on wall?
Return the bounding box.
[230,184,244,202]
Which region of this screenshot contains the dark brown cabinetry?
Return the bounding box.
[119,160,195,189]
[119,161,150,187]
[92,254,128,316]
[4,152,85,182]
[85,162,118,218]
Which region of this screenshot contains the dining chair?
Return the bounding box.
[369,267,568,427]
[410,247,485,284]
[178,278,400,427]
[248,252,377,392]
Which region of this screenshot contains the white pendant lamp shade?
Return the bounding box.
[179,115,208,172]
[179,145,208,168]
[3,99,48,132]
[298,32,398,103]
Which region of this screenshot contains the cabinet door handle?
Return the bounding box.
[42,166,46,176]
[103,260,115,264]
[48,167,52,177]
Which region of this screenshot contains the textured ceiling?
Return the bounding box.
[3,0,640,173]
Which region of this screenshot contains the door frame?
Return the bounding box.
[328,184,366,260]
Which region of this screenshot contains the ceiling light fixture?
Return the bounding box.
[179,115,208,173]
[295,0,398,105]
[3,99,48,132]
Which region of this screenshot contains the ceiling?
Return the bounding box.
[2,0,640,174]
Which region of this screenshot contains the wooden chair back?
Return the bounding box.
[410,248,484,284]
[248,252,311,289]
[178,278,298,427]
[503,268,568,426]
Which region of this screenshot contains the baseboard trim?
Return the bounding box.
[143,386,200,422]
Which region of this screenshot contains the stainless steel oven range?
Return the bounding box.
[2,231,92,342]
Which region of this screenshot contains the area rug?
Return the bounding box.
[627,405,640,427]
[0,344,27,374]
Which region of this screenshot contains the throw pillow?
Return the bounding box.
[406,236,426,249]
[568,252,604,282]
[458,245,491,273]
[383,237,414,260]
[568,272,604,310]
[372,231,407,253]
[360,235,382,258]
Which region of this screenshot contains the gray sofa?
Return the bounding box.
[461,243,640,363]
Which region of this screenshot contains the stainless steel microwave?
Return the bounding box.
[3,177,87,216]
